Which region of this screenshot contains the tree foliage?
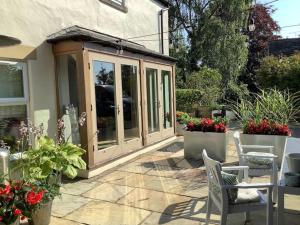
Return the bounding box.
[169,0,251,100]
[240,4,280,92]
[184,66,222,106]
[257,53,300,91]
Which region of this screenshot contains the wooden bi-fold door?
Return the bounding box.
[89,52,143,164]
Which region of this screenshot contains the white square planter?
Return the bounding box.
[240,134,288,166]
[176,123,185,136]
[184,131,227,162]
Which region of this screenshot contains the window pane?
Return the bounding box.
[93,60,117,149]
[146,68,159,133]
[162,71,172,129]
[121,65,139,140]
[0,105,27,151]
[0,63,24,98]
[111,0,123,5]
[56,54,81,145]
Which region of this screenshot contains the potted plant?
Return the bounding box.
[0,179,26,225]
[176,112,190,136]
[23,181,59,225]
[5,112,87,225]
[231,89,300,166]
[184,117,228,162]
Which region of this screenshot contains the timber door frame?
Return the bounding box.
[89,52,143,165]
[143,62,175,145]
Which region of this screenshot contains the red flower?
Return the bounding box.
[0,185,11,195]
[0,216,2,221]
[25,191,44,205]
[186,122,195,131]
[13,208,22,216]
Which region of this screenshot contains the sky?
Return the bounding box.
[258,0,300,38]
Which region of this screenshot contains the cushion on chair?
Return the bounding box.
[244,152,273,169]
[233,183,261,204]
[221,171,239,203]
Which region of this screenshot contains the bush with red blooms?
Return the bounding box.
[0,178,56,224]
[186,117,227,133]
[243,119,291,136]
[0,179,27,224]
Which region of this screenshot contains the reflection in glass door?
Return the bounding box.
[92,60,117,149]
[162,71,172,129]
[121,65,139,141]
[146,68,159,133]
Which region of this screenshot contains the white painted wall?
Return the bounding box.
[0,0,169,136]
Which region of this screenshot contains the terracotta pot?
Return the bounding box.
[29,200,53,225]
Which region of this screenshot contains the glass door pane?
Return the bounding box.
[92,60,117,149]
[146,68,159,133]
[162,71,172,129]
[121,65,139,140]
[57,54,81,145]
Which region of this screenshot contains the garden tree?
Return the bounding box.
[240,4,280,92]
[169,0,251,100]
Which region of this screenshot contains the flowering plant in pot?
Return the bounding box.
[0,179,25,225]
[230,89,300,165]
[176,112,190,125]
[4,110,88,225]
[243,119,291,136]
[21,181,59,225]
[184,117,228,162]
[186,117,227,133]
[176,112,190,136]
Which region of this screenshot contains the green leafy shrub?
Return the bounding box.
[184,66,222,106]
[176,89,203,112]
[176,111,190,124]
[22,136,86,181]
[257,53,300,91]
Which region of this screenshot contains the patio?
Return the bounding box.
[44,130,300,225]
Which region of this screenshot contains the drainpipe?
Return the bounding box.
[160,9,164,54]
[160,8,169,55]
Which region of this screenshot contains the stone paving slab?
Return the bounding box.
[50,217,84,225]
[52,193,91,217]
[65,200,151,225]
[50,134,300,225]
[61,181,99,195]
[83,182,134,203]
[116,162,154,174]
[140,212,201,225]
[117,188,193,215]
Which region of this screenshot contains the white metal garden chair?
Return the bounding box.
[203,150,273,225]
[233,131,278,200]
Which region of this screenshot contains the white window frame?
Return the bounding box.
[0,61,29,108]
[100,0,128,12]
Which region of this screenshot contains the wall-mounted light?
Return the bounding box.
[0,35,21,47]
[248,18,256,32]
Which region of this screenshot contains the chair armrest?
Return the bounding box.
[222,182,274,190]
[241,145,274,153]
[222,166,249,181]
[222,166,249,171]
[241,153,278,159]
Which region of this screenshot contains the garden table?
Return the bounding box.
[277,138,300,225]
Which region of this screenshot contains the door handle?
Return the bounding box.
[117,105,120,114]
